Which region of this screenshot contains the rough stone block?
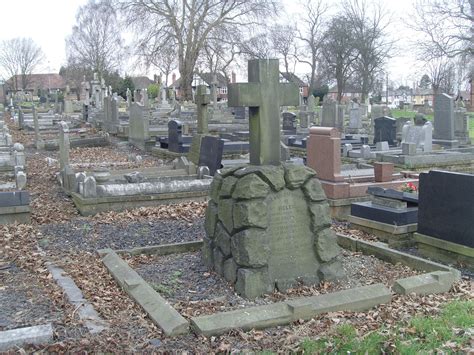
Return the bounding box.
[284,164,316,189]
[315,228,341,262]
[204,202,218,237]
[233,200,267,230]
[234,165,286,191]
[232,174,270,200]
[231,229,270,267]
[215,223,231,257]
[219,176,238,198]
[374,162,394,183]
[302,178,327,201]
[217,199,234,233]
[235,268,269,299]
[223,258,238,284]
[201,238,214,268]
[393,271,457,295]
[209,174,223,201]
[318,259,345,281]
[309,202,332,233]
[213,248,226,275]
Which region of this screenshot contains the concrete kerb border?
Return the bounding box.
[98,235,461,338]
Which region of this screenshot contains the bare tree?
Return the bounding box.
[321,15,359,102]
[138,40,178,87]
[296,0,329,96]
[410,0,473,59]
[0,38,44,90]
[120,0,277,100]
[343,0,393,102]
[239,32,275,60]
[270,24,297,74]
[424,56,456,95]
[66,0,123,80]
[200,29,240,81]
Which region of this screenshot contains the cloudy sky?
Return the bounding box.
[0,0,423,87]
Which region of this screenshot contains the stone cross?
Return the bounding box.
[228,59,299,165]
[32,105,43,149]
[195,85,209,134]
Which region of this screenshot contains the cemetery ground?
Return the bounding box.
[1,117,472,353]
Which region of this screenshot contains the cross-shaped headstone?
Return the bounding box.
[195,85,210,134]
[228,59,299,165]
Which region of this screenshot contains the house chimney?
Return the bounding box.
[172,73,176,84]
[231,71,236,83]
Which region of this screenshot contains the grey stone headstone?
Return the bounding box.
[282,112,297,133]
[375,141,389,151]
[374,116,396,146]
[433,93,454,140]
[402,142,416,156]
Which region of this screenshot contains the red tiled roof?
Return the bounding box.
[6,73,66,91]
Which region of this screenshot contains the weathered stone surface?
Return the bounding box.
[223,258,238,284]
[231,229,270,267]
[220,165,244,178]
[219,176,238,198]
[302,178,327,202]
[209,174,223,201]
[275,279,298,292]
[215,223,232,257]
[233,200,267,230]
[218,199,234,233]
[234,166,286,191]
[309,202,332,233]
[232,174,270,200]
[318,259,345,281]
[0,324,53,352]
[204,202,218,237]
[235,268,269,299]
[393,271,456,295]
[191,284,391,336]
[213,248,226,275]
[284,164,316,189]
[201,238,214,268]
[315,228,341,262]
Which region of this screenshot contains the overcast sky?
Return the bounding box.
[0,0,423,87]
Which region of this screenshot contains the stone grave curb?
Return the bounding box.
[71,190,209,216]
[414,233,474,271]
[100,249,189,336]
[0,324,53,351]
[347,215,417,248]
[46,262,108,334]
[190,284,391,336]
[98,240,203,257]
[98,236,461,338]
[336,233,461,279]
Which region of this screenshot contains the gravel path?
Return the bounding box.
[0,264,63,331]
[40,218,205,252]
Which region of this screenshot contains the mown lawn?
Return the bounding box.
[299,300,473,354]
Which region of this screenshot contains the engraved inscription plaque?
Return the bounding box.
[266,188,319,281]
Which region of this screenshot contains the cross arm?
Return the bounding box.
[228,83,262,107]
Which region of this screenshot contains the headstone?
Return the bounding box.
[188,85,212,165]
[373,162,393,182]
[204,59,343,299]
[402,121,432,152]
[375,141,389,151]
[126,88,132,108]
[343,143,353,157]
[32,105,44,149]
[58,121,70,171]
[168,119,185,153]
[321,101,343,129]
[348,102,362,129]
[454,107,470,144]
[282,112,297,134]
[15,170,27,190]
[433,93,457,146]
[417,170,473,247]
[374,116,396,146]
[129,103,149,149]
[198,136,224,176]
[360,145,371,159]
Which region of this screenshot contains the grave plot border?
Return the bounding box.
[71,190,209,216]
[98,233,460,337]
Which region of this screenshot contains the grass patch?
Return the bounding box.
[390,109,433,121]
[300,300,473,354]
